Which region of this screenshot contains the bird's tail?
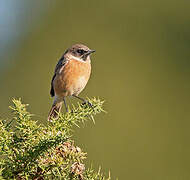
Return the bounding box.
[48,101,63,121]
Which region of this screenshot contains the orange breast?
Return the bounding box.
[53,59,91,97]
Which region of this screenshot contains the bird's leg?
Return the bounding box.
[63,97,68,112]
[72,95,93,107]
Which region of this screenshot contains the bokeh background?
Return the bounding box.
[0,0,190,179]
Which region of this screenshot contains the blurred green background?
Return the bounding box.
[0,0,190,179]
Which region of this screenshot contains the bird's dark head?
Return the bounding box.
[65,44,95,61]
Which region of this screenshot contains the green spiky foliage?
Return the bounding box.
[0,98,111,180]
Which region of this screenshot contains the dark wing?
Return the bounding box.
[50,74,56,97]
[50,55,67,97]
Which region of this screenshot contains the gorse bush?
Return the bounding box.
[0,98,111,180]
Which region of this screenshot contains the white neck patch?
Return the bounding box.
[69,55,85,63]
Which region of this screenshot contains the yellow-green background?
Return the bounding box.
[0,1,190,179]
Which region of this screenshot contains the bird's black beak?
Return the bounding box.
[86,49,96,56]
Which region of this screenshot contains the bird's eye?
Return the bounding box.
[77,49,84,54]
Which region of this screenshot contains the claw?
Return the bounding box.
[73,95,93,108]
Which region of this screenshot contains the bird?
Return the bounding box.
[48,44,95,121]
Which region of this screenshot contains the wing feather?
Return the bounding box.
[50,55,67,97]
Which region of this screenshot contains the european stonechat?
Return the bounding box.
[48,44,95,121]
